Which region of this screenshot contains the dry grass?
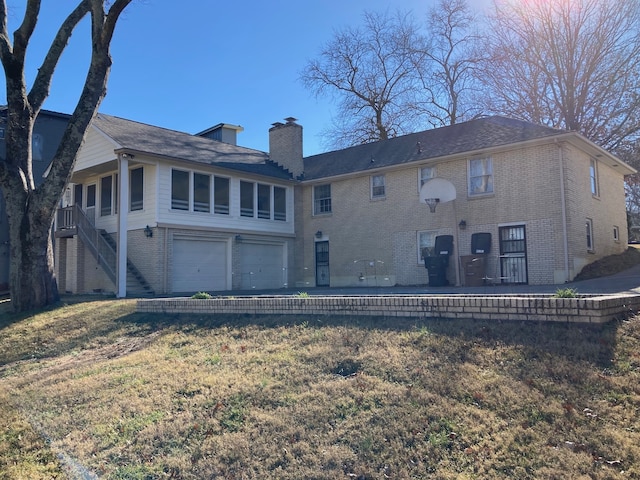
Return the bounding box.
[1,298,639,479]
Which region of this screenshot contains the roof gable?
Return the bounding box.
[302,116,567,181]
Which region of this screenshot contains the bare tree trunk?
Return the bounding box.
[0,0,133,312]
[5,193,59,310]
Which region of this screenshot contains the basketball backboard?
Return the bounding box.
[419,178,457,211]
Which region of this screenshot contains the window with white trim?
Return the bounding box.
[419,166,436,188]
[214,176,229,214]
[171,169,189,210]
[586,218,594,252]
[371,174,386,199]
[314,184,332,215]
[97,173,119,216]
[193,173,210,213]
[240,181,254,217]
[590,158,599,196]
[468,157,493,196]
[274,186,286,221]
[417,231,437,264]
[130,167,144,211]
[257,183,271,219]
[613,225,620,242]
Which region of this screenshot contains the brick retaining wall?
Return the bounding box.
[137,294,640,324]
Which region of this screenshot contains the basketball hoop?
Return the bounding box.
[425,197,440,213]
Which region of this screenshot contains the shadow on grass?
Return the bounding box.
[0,292,622,372]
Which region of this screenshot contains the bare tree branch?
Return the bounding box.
[481,0,640,149]
[28,1,91,111]
[301,10,421,148]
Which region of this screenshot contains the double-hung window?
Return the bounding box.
[417,231,437,263]
[419,166,436,188]
[371,174,385,199]
[468,157,493,196]
[314,184,332,215]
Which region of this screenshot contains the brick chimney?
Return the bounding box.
[269,117,303,178]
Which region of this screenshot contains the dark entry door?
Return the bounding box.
[499,225,528,284]
[315,241,330,286]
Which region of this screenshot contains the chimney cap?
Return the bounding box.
[284,117,298,124]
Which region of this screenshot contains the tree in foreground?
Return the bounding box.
[0,0,132,312]
[481,0,640,150]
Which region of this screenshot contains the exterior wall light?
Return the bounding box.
[144,225,153,238]
[315,230,323,239]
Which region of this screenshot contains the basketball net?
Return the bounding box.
[425,197,439,213]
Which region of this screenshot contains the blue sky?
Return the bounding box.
[1,1,490,156]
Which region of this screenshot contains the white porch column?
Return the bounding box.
[117,153,129,298]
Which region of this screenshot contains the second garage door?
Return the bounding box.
[172,237,228,293]
[238,243,285,290]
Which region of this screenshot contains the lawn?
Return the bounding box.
[0,298,639,479]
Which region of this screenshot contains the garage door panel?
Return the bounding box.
[239,243,284,290]
[173,238,227,292]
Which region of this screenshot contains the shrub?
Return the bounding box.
[191,292,212,299]
[554,287,578,298]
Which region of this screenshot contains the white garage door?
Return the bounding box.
[172,238,228,293]
[239,243,285,290]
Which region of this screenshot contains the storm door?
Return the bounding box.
[315,241,330,287]
[499,225,528,284]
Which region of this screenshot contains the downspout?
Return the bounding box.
[557,143,570,282]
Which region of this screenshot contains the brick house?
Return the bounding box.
[54,114,634,295]
[289,116,635,288]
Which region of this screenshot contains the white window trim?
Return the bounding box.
[371,174,386,199]
[590,158,599,197]
[613,225,620,242]
[129,166,144,212]
[418,166,436,191]
[417,230,437,264]
[313,183,332,215]
[468,157,494,197]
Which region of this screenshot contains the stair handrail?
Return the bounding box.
[74,205,116,283]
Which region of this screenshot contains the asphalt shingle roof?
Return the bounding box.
[302,116,566,181]
[92,113,292,180]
